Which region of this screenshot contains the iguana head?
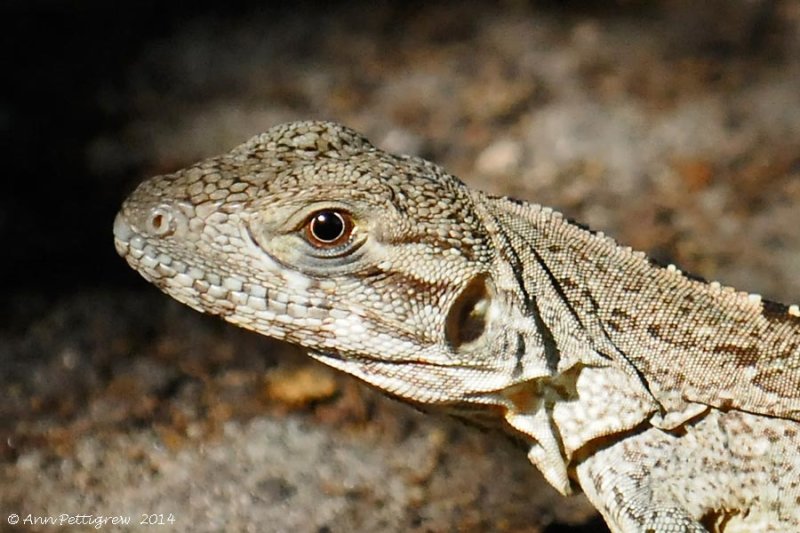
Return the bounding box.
[114,121,531,405]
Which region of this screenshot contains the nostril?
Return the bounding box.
[146,207,176,236]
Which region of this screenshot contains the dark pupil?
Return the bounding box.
[311,211,344,242]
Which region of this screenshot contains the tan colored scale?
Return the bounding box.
[115,121,800,533]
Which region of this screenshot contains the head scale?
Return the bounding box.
[114,121,524,404]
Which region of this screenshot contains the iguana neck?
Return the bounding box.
[481,193,800,423]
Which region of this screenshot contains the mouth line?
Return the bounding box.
[311,350,492,371]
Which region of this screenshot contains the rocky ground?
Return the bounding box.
[2,1,799,532]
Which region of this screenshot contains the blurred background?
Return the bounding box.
[2,1,799,531]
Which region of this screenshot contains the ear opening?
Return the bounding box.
[445,274,493,352]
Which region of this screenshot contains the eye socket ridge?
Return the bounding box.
[304,209,355,248]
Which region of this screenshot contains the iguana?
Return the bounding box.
[114,120,800,532]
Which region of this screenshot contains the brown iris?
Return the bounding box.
[305,210,354,248]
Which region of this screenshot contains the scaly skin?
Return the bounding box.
[114,121,800,532]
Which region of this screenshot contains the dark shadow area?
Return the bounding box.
[2,1,310,305]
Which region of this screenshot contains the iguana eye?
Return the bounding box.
[305,209,353,247]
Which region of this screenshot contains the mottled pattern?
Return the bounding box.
[488,199,800,423]
[577,411,800,532]
[115,121,800,532]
